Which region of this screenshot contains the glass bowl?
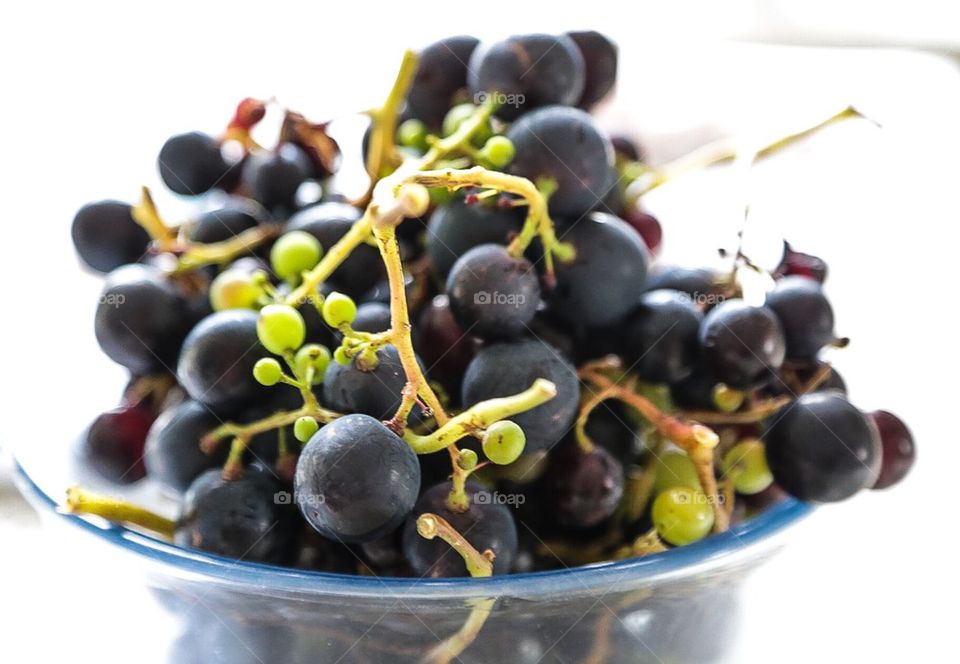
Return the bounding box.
[13,458,811,664]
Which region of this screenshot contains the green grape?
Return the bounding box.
[652,487,715,546]
[294,416,320,443]
[428,186,453,206]
[295,344,331,384]
[480,136,515,169]
[653,451,702,495]
[257,304,306,355]
[333,346,352,365]
[322,292,357,327]
[441,103,492,146]
[481,420,525,465]
[253,357,283,386]
[457,448,479,470]
[270,230,322,283]
[722,439,773,495]
[712,384,745,413]
[397,118,429,151]
[398,183,430,218]
[209,269,263,311]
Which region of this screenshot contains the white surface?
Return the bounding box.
[2,3,957,663]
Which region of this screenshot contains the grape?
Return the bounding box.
[644,265,717,299]
[351,302,391,333]
[294,344,331,383]
[80,405,154,484]
[144,400,229,494]
[294,414,420,542]
[401,481,517,576]
[323,345,426,422]
[506,106,614,218]
[94,265,190,373]
[293,416,319,443]
[468,34,585,120]
[286,202,384,298]
[416,294,479,397]
[653,451,703,495]
[177,310,270,408]
[546,444,624,528]
[547,212,649,327]
[482,421,526,465]
[624,289,703,384]
[209,269,263,311]
[187,198,265,244]
[446,244,541,340]
[721,439,773,495]
[175,466,295,563]
[765,276,836,360]
[580,400,641,465]
[699,300,786,390]
[566,30,618,108]
[396,118,429,151]
[461,339,578,452]
[256,304,306,355]
[441,102,492,142]
[868,410,916,490]
[321,291,357,327]
[241,144,313,211]
[651,487,715,546]
[609,134,644,162]
[253,357,283,386]
[270,230,323,283]
[158,131,234,196]
[670,368,722,410]
[622,205,663,255]
[426,195,523,279]
[71,200,150,273]
[762,392,881,502]
[479,136,515,169]
[407,35,480,129]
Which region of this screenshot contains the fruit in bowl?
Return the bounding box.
[57,30,914,662]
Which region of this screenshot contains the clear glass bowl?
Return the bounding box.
[14,459,811,664]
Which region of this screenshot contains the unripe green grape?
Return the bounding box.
[210,269,263,311]
[653,451,702,495]
[442,103,492,146]
[480,136,515,169]
[481,420,525,465]
[397,118,429,151]
[722,439,773,495]
[257,304,306,355]
[398,183,430,218]
[295,344,331,384]
[270,230,322,283]
[712,384,745,413]
[253,357,283,386]
[652,487,715,546]
[294,416,320,443]
[457,448,479,470]
[333,346,352,365]
[428,186,453,206]
[322,292,357,327]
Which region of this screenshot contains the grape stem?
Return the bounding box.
[130,186,178,252]
[63,486,175,539]
[173,224,281,272]
[363,49,419,190]
[574,383,620,454]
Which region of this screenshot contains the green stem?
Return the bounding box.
[365,49,419,182]
[174,225,280,272]
[64,486,175,538]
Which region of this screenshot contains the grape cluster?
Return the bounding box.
[68,29,914,598]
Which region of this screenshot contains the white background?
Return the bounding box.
[1,2,958,662]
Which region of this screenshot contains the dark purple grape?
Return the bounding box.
[699,300,786,390]
[94,265,191,374]
[609,134,645,162]
[80,405,154,484]
[670,368,721,410]
[407,35,480,128]
[546,443,624,528]
[765,276,836,360]
[158,131,234,196]
[401,482,517,577]
[175,466,295,563]
[71,200,150,273]
[177,310,270,408]
[145,399,230,494]
[322,345,426,422]
[507,106,614,218]
[622,205,663,255]
[241,144,313,211]
[416,294,480,398]
[624,289,703,384]
[294,414,420,543]
[468,34,585,120]
[187,198,266,244]
[763,392,881,502]
[868,410,916,490]
[351,301,391,333]
[548,212,649,327]
[426,196,523,280]
[446,244,541,340]
[461,339,578,452]
[566,30,618,108]
[644,265,718,299]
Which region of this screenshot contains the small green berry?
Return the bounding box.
[481,420,526,465]
[653,451,703,495]
[652,487,715,546]
[252,357,283,386]
[210,269,263,311]
[722,439,773,495]
[270,230,322,283]
[397,183,430,218]
[480,136,515,169]
[457,448,479,471]
[295,344,331,384]
[442,103,492,146]
[322,292,357,327]
[333,346,352,365]
[428,186,453,206]
[257,304,306,355]
[397,118,429,151]
[712,384,745,413]
[294,416,320,443]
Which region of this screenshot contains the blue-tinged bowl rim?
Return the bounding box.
[14,460,813,600]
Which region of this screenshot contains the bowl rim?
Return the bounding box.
[14,459,813,600]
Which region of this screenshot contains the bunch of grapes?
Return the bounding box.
[68,31,914,598]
